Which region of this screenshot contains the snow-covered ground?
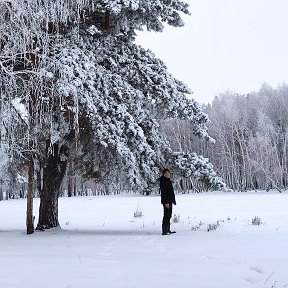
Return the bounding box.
[1,191,288,288]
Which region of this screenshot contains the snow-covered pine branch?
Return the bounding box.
[0,0,223,229]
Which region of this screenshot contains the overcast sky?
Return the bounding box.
[136,0,288,104]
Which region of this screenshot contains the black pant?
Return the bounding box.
[162,204,172,234]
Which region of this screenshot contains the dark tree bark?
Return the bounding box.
[67,161,74,197]
[36,143,69,230]
[73,177,77,196]
[26,156,34,234]
[0,179,3,201]
[67,177,73,197]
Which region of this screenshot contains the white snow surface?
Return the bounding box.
[11,98,29,125]
[1,191,288,288]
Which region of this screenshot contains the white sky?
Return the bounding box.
[136,0,288,104]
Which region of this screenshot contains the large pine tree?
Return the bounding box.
[0,0,224,230]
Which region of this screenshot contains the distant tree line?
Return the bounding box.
[163,83,288,192]
[2,82,286,201]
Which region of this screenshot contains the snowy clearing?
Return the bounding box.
[1,191,288,288]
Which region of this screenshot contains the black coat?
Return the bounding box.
[160,175,176,205]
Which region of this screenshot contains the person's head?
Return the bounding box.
[162,168,171,178]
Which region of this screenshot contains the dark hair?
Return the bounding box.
[162,168,170,175]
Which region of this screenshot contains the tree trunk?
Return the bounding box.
[36,143,69,230]
[0,179,3,201]
[67,178,72,197]
[67,161,74,197]
[73,176,77,196]
[26,157,34,234]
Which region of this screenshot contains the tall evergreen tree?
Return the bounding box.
[0,0,224,230]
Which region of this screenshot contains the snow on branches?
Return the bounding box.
[0,0,224,190]
[173,152,226,190]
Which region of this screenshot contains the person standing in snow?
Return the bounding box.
[160,168,176,235]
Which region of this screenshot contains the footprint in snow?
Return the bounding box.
[243,266,266,285]
[243,276,261,285]
[243,266,265,285]
[250,266,265,274]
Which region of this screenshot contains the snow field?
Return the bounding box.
[0,192,288,288]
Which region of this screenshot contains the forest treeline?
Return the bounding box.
[163,83,288,192]
[2,82,286,200]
